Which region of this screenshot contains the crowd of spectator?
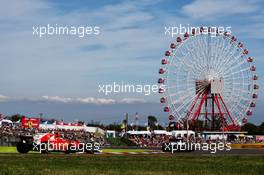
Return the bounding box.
[0,121,262,148]
[229,137,255,144]
[128,134,202,148]
[128,133,260,148]
[0,123,105,146]
[129,134,170,147]
[0,124,33,138]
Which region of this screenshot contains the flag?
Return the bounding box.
[21,117,40,129]
[120,123,125,129]
[121,113,128,130]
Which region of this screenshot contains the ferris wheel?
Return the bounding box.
[158,27,259,131]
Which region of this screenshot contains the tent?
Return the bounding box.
[0,119,13,126]
[106,130,116,138]
[127,130,151,135]
[153,130,169,135]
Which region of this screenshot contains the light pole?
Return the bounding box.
[187,118,189,143]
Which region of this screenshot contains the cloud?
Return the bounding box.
[0,95,8,102]
[0,0,51,20]
[76,97,116,105]
[119,98,146,104]
[42,96,72,103]
[0,0,166,99]
[182,0,259,20]
[0,0,263,111]
[236,22,264,39]
[41,96,146,105]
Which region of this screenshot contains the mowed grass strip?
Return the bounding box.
[0,146,38,154]
[0,146,17,153]
[0,154,263,175]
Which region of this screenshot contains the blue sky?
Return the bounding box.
[0,0,263,124]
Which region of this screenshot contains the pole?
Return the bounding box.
[125,113,128,133]
[135,112,139,131]
[212,94,215,130]
[187,117,189,143]
[222,117,225,144]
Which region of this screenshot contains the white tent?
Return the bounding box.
[0,119,13,126]
[55,125,85,131]
[127,130,151,135]
[106,130,116,138]
[85,126,105,135]
[153,130,169,135]
[39,124,56,130]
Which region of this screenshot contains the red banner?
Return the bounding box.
[21,117,40,129]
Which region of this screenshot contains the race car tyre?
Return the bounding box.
[40,142,48,154]
[16,141,31,154]
[64,144,73,154]
[84,142,95,154]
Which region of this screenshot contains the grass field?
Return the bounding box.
[0,146,263,175]
[0,146,17,153]
[0,154,263,175]
[102,148,151,153]
[0,146,151,153]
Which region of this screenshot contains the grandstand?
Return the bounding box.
[0,116,263,148]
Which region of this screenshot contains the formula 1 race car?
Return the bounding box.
[16,132,100,154]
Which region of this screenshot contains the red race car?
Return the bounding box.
[16,132,100,154]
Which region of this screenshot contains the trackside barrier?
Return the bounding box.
[231,144,264,149]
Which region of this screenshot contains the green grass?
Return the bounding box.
[0,146,38,154]
[102,149,151,153]
[0,146,17,153]
[0,154,263,175]
[0,146,150,154]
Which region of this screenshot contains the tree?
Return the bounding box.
[148,116,157,130]
[257,122,264,135]
[241,122,258,135]
[167,121,177,131]
[105,123,123,132]
[9,114,22,122]
[87,120,104,129]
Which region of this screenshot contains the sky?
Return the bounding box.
[0,0,263,125]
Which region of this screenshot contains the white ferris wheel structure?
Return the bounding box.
[158,27,259,131]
